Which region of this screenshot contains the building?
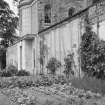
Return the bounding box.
[7,0,105,76]
[19,0,91,31]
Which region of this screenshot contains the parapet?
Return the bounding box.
[18,0,34,8]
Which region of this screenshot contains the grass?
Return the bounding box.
[70,76,105,95]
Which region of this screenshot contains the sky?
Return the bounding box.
[4,0,18,15]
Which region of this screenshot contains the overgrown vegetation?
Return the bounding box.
[0,0,18,70]
[64,53,74,79]
[0,75,66,88]
[0,65,18,77]
[46,57,61,75]
[17,70,30,76]
[80,17,105,79]
[40,36,48,74]
[0,0,18,48]
[7,65,18,75]
[0,65,30,77]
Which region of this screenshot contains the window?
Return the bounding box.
[93,0,99,4]
[68,7,75,17]
[44,4,51,23]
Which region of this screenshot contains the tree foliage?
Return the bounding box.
[80,23,105,79]
[0,0,19,70]
[0,0,18,48]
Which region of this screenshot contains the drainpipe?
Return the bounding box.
[96,3,99,37]
[20,41,22,70]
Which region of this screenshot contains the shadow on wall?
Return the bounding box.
[7,59,18,70]
[0,51,6,70]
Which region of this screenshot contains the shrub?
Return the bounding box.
[17,70,30,76]
[64,53,74,79]
[0,65,18,77]
[6,65,18,76]
[1,70,12,77]
[46,57,61,75]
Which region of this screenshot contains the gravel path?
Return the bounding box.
[0,91,18,105]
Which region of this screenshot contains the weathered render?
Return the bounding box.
[17,0,87,75]
[6,44,18,68]
[6,0,105,77]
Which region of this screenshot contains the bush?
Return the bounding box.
[1,70,12,77]
[6,65,18,76]
[64,53,74,79]
[0,65,18,77]
[17,70,30,76]
[46,57,61,75]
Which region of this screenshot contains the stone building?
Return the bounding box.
[19,0,91,31]
[7,0,105,76]
[6,44,18,68]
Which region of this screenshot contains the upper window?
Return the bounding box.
[93,0,99,4]
[44,4,51,23]
[68,7,75,17]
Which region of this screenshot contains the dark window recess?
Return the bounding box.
[45,15,51,23]
[44,4,51,23]
[93,0,100,4]
[68,7,75,17]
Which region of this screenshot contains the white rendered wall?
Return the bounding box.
[22,7,31,35]
[39,18,81,77]
[18,2,39,73]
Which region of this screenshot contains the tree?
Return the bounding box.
[80,24,99,75]
[0,0,18,48]
[0,0,18,70]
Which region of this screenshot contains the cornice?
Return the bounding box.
[18,0,34,8]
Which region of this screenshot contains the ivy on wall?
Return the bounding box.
[80,19,105,79]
